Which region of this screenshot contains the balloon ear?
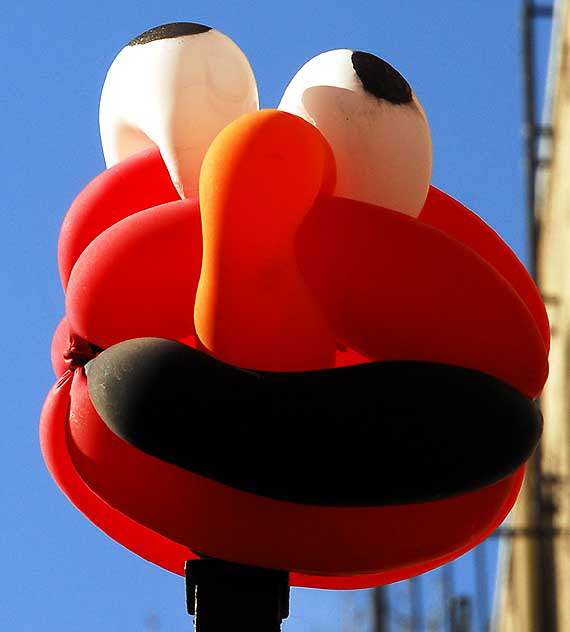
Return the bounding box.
[100,23,259,198]
[279,49,431,216]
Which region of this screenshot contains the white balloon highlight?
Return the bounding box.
[99,24,259,198]
[279,49,432,217]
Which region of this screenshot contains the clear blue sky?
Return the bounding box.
[0,1,552,630]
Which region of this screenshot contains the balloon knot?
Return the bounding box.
[63,334,100,370]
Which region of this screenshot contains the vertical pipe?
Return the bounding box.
[450,597,471,632]
[522,0,538,277]
[474,545,489,631]
[371,586,389,632]
[185,559,289,632]
[442,563,454,632]
[409,577,423,632]
[520,3,557,632]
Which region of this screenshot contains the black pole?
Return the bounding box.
[442,563,454,632]
[474,545,489,632]
[449,596,471,632]
[185,559,290,632]
[520,3,557,632]
[522,0,539,277]
[371,586,389,632]
[409,576,423,632]
[521,0,553,277]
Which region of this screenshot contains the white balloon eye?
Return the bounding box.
[279,49,432,217]
[99,23,259,198]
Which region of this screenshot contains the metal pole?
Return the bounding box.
[371,586,389,632]
[449,596,471,632]
[442,563,454,632]
[185,559,290,632]
[409,577,423,632]
[520,3,557,632]
[474,545,489,631]
[521,0,553,276]
[522,0,539,277]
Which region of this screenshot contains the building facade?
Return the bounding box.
[496,2,570,630]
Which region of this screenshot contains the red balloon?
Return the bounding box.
[50,317,70,377]
[195,110,337,371]
[58,147,178,289]
[56,368,522,582]
[297,196,548,397]
[419,186,549,352]
[65,199,202,349]
[40,374,194,576]
[44,113,548,588]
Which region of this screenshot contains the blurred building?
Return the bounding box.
[365,4,569,631]
[495,1,570,630]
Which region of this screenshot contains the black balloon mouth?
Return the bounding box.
[85,337,541,507]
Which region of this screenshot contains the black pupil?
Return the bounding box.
[128,23,212,46]
[351,51,412,104]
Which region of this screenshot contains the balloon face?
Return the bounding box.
[42,33,549,589]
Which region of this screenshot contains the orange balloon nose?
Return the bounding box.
[195,109,337,371]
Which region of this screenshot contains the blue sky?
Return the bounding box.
[1,1,552,630]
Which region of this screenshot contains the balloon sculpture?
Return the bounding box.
[41,22,549,629]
